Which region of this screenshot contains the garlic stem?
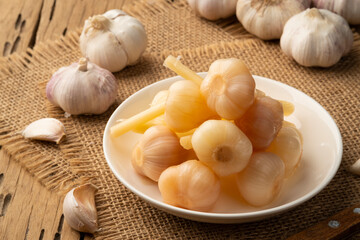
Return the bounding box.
[89,15,110,30]
[78,58,88,72]
[163,55,203,86]
[110,102,166,138]
[307,8,324,19]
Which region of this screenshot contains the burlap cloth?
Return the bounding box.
[0,0,360,239]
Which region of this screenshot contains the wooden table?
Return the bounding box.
[0,1,130,239]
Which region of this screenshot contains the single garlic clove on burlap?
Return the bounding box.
[187,0,238,21]
[46,58,118,115]
[63,184,99,234]
[313,0,360,25]
[236,0,311,40]
[349,159,360,175]
[22,118,66,144]
[80,9,147,72]
[280,8,353,67]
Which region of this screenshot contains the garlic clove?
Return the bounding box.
[63,184,99,234]
[187,0,238,21]
[236,152,285,207]
[349,159,360,175]
[236,0,311,40]
[22,118,66,144]
[46,58,118,115]
[191,119,253,176]
[158,160,221,211]
[280,8,353,67]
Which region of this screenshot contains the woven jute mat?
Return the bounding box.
[1,0,360,239]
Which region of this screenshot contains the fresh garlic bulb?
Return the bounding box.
[22,118,66,144]
[200,58,256,120]
[236,152,285,207]
[280,8,353,67]
[166,80,215,132]
[132,125,186,181]
[158,160,221,211]
[267,122,303,177]
[63,184,98,233]
[235,95,283,150]
[192,120,253,176]
[236,0,311,40]
[80,9,147,72]
[46,58,118,115]
[187,0,238,21]
[313,0,360,25]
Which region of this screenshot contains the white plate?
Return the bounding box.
[103,73,342,223]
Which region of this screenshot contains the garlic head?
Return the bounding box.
[313,0,360,25]
[280,8,353,67]
[236,0,311,40]
[63,184,98,234]
[192,120,253,176]
[187,0,238,21]
[158,160,221,211]
[200,58,256,120]
[46,58,118,115]
[80,9,147,72]
[132,125,186,181]
[22,118,66,144]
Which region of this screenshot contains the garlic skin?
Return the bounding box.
[187,0,238,21]
[236,0,311,40]
[63,184,98,234]
[46,58,118,115]
[201,58,256,120]
[192,120,253,176]
[80,9,147,72]
[158,160,221,211]
[280,8,353,67]
[312,0,360,25]
[132,125,186,182]
[22,118,66,144]
[236,152,285,207]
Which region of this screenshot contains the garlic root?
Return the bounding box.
[22,118,66,144]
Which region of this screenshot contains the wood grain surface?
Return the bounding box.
[0,0,130,239]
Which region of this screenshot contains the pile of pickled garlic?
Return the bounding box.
[111,56,303,211]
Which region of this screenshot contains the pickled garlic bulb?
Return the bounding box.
[158,160,220,211]
[201,58,256,120]
[131,125,186,181]
[192,120,253,176]
[235,95,283,150]
[165,80,215,132]
[236,152,285,207]
[267,122,303,177]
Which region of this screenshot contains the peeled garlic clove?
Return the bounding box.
[187,0,238,21]
[132,125,186,181]
[313,0,360,25]
[236,0,311,40]
[235,95,283,150]
[22,118,66,144]
[80,10,147,72]
[200,58,256,120]
[236,152,285,207]
[46,58,118,115]
[267,122,303,177]
[158,160,221,211]
[280,8,353,67]
[349,159,360,175]
[63,184,98,234]
[192,120,253,176]
[166,80,215,132]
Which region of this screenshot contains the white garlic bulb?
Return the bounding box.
[187,0,238,21]
[46,58,118,115]
[280,8,354,67]
[80,9,147,72]
[63,184,98,234]
[22,118,66,144]
[313,0,360,25]
[236,0,311,40]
